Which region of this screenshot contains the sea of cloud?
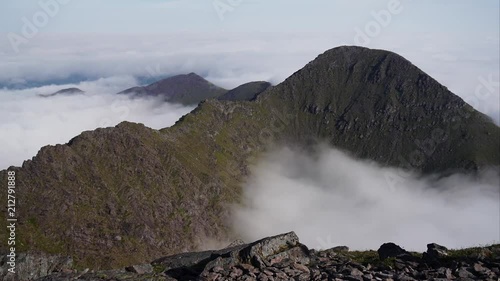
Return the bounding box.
[0,32,498,118]
[233,146,500,251]
[0,32,498,250]
[0,76,194,169]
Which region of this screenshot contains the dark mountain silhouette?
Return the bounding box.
[117,72,227,105]
[218,81,271,101]
[1,46,498,269]
[39,87,84,97]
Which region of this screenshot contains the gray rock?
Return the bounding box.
[0,253,72,281]
[152,243,246,273]
[125,264,153,275]
[292,263,310,273]
[456,268,475,278]
[473,262,486,274]
[344,275,363,281]
[377,243,411,260]
[427,243,448,258]
[330,246,349,252]
[437,267,453,279]
[422,243,449,265]
[227,239,246,247]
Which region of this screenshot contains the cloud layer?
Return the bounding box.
[1,33,498,122]
[233,146,500,251]
[0,76,194,169]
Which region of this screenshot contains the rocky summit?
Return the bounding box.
[0,46,499,270]
[6,232,500,281]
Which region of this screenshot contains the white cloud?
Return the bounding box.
[0,33,497,123]
[0,76,194,169]
[0,32,498,169]
[233,146,500,251]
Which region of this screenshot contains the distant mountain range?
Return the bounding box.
[1,46,498,271]
[117,72,227,105]
[44,73,271,105]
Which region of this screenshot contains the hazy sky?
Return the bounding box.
[1,1,498,118]
[1,0,498,35]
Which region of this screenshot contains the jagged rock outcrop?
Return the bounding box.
[1,46,499,269]
[377,243,412,261]
[0,253,72,281]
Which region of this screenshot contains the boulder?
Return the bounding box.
[422,243,448,264]
[150,232,310,279]
[377,243,411,260]
[125,264,153,275]
[331,246,349,252]
[204,231,310,271]
[427,243,448,258]
[0,253,72,281]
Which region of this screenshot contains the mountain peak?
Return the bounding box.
[39,87,84,97]
[258,45,498,173]
[187,72,202,77]
[118,73,227,105]
[1,46,498,269]
[218,81,272,101]
[149,72,210,87]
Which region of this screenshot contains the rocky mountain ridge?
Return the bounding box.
[218,81,271,101]
[1,46,498,270]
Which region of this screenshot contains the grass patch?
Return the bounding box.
[446,244,500,260]
[347,250,396,268]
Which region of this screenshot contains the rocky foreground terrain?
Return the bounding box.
[4,232,499,281]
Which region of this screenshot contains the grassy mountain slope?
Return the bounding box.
[1,46,498,269]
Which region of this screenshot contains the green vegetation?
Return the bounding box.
[446,244,500,260]
[347,251,396,268]
[0,46,498,269]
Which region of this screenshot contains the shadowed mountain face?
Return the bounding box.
[40,87,85,97]
[1,46,498,269]
[218,81,272,101]
[258,46,499,173]
[118,72,227,105]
